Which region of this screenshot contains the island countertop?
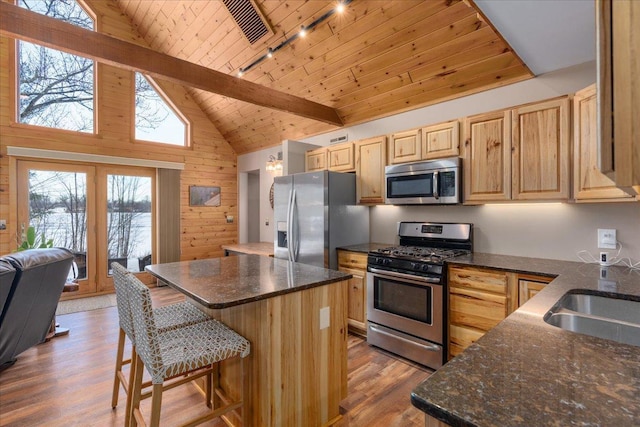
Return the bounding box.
[146,255,352,309]
[411,252,640,426]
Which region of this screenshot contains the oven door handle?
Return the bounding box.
[368,267,441,284]
[369,324,442,352]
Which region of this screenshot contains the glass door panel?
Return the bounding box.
[106,174,153,273]
[17,161,97,295]
[97,166,155,292]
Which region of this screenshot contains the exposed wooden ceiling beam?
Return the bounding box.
[0,1,344,127]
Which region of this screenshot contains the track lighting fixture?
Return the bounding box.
[236,0,352,77]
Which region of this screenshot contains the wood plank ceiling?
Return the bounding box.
[114,0,533,154]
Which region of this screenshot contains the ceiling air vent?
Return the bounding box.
[223,0,274,45]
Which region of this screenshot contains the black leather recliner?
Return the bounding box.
[0,259,16,325]
[0,248,73,369]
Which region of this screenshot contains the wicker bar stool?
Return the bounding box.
[111,263,210,425]
[125,269,250,427]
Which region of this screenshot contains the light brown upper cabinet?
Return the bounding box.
[597,0,640,194]
[573,84,634,202]
[388,129,421,164]
[422,120,460,159]
[464,98,570,203]
[355,136,387,205]
[327,142,355,172]
[463,111,512,203]
[511,97,571,200]
[389,121,460,165]
[305,142,355,172]
[305,147,327,172]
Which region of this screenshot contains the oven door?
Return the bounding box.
[366,268,443,344]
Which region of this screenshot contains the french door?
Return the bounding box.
[17,160,155,296]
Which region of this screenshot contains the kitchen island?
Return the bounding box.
[411,253,640,426]
[147,255,351,426]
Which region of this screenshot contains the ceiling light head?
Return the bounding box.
[237,68,244,77]
[266,48,273,58]
[299,25,307,38]
[335,2,345,13]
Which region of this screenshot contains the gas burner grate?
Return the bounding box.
[373,246,469,261]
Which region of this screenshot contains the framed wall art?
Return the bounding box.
[189,186,221,207]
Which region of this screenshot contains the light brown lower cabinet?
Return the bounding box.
[518,274,553,305]
[448,265,517,358]
[448,265,554,359]
[337,249,368,336]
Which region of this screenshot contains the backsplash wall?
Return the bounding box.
[370,203,640,263]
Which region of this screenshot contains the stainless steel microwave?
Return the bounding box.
[385,157,461,205]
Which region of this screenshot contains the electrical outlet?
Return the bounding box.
[597,228,616,249]
[319,307,330,330]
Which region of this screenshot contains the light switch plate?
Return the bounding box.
[597,228,616,249]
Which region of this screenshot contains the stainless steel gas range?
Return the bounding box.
[366,222,473,370]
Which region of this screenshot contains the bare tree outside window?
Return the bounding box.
[27,171,87,252]
[107,175,151,260]
[135,73,187,145]
[25,169,152,275]
[18,0,94,132]
[17,0,181,141]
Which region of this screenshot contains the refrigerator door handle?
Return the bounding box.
[292,189,299,261]
[287,189,294,262]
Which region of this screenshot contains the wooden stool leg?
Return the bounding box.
[149,384,163,427]
[205,370,213,408]
[125,346,138,427]
[112,328,126,408]
[130,352,145,427]
[211,363,220,409]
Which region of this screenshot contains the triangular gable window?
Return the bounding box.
[134,73,187,146]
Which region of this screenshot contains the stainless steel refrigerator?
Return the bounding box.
[274,170,369,270]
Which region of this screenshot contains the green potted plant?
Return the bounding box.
[17,225,54,251]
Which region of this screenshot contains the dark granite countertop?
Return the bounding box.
[336,242,393,253]
[146,255,351,309]
[411,252,640,427]
[221,242,274,257]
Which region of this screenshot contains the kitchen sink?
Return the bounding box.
[543,291,640,347]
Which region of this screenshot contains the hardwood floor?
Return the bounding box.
[0,287,431,426]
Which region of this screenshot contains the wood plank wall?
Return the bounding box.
[0,0,238,260]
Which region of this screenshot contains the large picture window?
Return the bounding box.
[17,0,95,133]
